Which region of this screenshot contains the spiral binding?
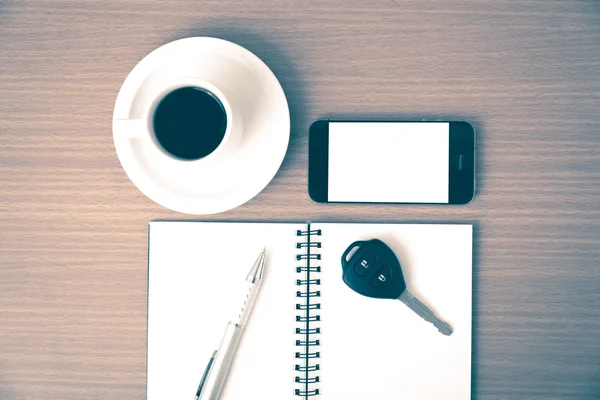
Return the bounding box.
[295,224,321,398]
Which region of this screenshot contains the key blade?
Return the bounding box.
[398,290,453,336]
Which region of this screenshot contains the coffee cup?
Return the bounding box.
[114,77,243,165]
[113,37,291,214]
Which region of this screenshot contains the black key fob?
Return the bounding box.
[341,239,406,299]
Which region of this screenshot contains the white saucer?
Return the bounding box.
[113,37,290,215]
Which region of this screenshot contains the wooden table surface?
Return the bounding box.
[2,1,600,399]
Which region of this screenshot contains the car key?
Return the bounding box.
[341,238,453,336]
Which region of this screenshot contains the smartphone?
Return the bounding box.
[308,120,475,204]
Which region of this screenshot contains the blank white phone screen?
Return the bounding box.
[328,122,449,203]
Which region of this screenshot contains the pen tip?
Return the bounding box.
[246,247,267,283]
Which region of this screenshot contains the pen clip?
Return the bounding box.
[195,350,217,400]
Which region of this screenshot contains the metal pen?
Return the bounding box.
[195,248,267,400]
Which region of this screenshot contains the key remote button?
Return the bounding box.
[370,266,392,287]
[354,252,377,277]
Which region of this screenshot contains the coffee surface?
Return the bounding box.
[153,86,227,160]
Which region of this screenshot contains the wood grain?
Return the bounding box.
[1,0,600,399]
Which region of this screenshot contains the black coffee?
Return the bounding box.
[152,86,227,161]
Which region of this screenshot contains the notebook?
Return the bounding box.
[147,221,473,400]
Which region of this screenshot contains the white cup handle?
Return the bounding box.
[114,118,147,139]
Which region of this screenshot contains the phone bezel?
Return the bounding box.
[308,120,476,204]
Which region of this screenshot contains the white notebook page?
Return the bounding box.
[317,223,472,400]
[147,221,301,400]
